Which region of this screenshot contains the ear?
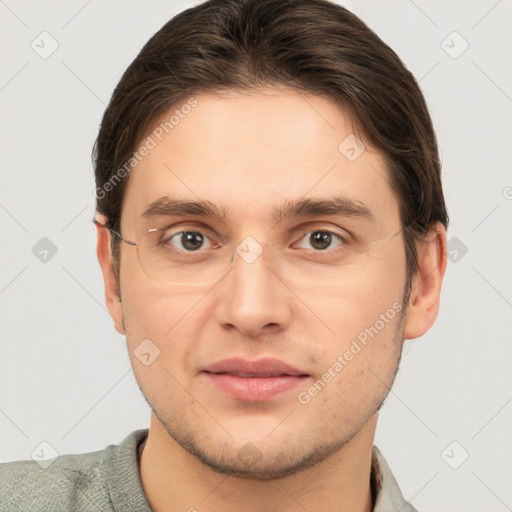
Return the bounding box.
[95,215,126,335]
[404,222,447,340]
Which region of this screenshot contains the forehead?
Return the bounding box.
[122,89,399,228]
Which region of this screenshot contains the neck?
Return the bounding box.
[139,414,377,512]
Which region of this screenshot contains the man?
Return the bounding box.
[0,0,448,510]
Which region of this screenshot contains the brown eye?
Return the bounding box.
[296,231,344,251]
[310,232,332,250]
[166,231,212,251]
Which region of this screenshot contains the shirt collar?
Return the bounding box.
[371,446,418,512]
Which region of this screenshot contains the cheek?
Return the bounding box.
[120,281,205,400]
[304,244,407,361]
[118,250,205,352]
[325,249,406,322]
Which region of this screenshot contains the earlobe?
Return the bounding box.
[404,222,447,340]
[95,216,126,335]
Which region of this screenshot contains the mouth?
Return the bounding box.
[202,357,309,402]
[208,371,301,377]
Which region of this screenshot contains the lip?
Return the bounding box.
[202,357,309,402]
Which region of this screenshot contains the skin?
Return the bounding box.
[96,88,447,512]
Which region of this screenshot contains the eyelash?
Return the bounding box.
[160,227,348,254]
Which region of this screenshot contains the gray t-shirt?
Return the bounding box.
[0,429,418,511]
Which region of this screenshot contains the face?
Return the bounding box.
[111,89,411,478]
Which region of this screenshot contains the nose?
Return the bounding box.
[213,242,292,337]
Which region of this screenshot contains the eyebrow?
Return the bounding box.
[141,196,375,224]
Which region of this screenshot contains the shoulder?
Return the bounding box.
[0,447,109,511]
[0,430,148,512]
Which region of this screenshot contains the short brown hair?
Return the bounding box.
[93,0,448,283]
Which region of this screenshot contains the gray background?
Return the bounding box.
[1,1,511,510]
